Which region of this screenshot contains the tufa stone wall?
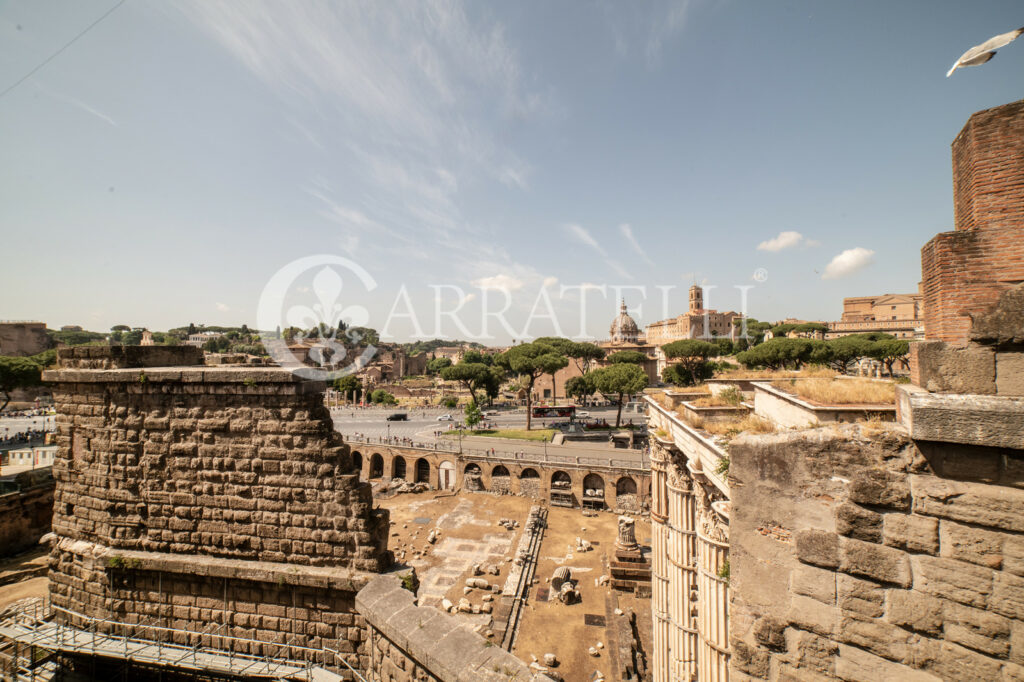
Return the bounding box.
[356,574,555,682]
[922,99,1024,347]
[0,469,54,557]
[43,347,390,673]
[728,424,1024,681]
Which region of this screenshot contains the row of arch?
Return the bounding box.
[351,449,641,506]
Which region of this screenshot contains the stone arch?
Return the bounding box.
[616,476,639,511]
[465,463,482,475]
[392,456,406,480]
[438,460,456,490]
[491,464,511,494]
[351,451,363,477]
[583,473,605,509]
[550,470,573,507]
[415,457,430,484]
[519,467,541,498]
[464,462,484,492]
[370,453,384,479]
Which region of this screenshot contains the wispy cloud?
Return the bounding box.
[564,223,631,278]
[619,223,655,266]
[472,274,525,292]
[757,230,820,252]
[646,0,694,64]
[35,83,116,126]
[822,247,875,280]
[215,302,230,312]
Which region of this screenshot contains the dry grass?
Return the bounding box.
[691,387,744,407]
[714,366,837,380]
[771,378,896,405]
[667,384,711,394]
[683,413,777,437]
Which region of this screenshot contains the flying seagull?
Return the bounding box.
[947,26,1024,77]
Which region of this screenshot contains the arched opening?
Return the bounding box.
[491,465,511,494]
[583,473,605,510]
[370,453,384,479]
[415,458,430,484]
[351,451,363,477]
[392,456,406,480]
[464,462,484,492]
[519,468,540,498]
[439,461,455,490]
[550,470,573,508]
[616,477,639,511]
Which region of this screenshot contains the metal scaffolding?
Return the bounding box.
[0,600,367,682]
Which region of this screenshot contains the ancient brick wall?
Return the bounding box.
[0,471,54,557]
[728,424,1024,681]
[0,322,49,357]
[356,575,554,682]
[43,346,390,674]
[922,99,1024,346]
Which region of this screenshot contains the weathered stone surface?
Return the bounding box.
[837,615,914,664]
[992,571,1024,620]
[839,537,911,587]
[1006,536,1024,578]
[784,629,837,678]
[912,555,993,608]
[944,601,1012,657]
[849,470,910,510]
[915,638,1005,682]
[996,352,1024,396]
[912,341,997,395]
[969,282,1024,347]
[753,616,787,650]
[885,590,944,635]
[882,514,939,554]
[835,643,942,682]
[940,520,1005,569]
[837,574,885,618]
[796,530,840,569]
[902,391,1024,450]
[791,563,837,605]
[730,639,771,679]
[787,594,836,637]
[836,503,883,543]
[911,475,1024,533]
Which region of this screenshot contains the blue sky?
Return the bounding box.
[2,1,1022,342]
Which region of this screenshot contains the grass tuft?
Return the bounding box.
[771,378,895,405]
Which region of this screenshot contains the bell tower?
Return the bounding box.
[689,285,703,313]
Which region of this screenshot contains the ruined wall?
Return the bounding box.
[355,575,554,682]
[922,99,1024,346]
[44,346,390,673]
[0,470,54,557]
[728,424,1024,681]
[0,322,49,357]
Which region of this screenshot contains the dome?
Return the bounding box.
[610,299,640,343]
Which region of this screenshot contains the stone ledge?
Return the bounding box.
[57,538,375,592]
[43,366,324,390]
[897,385,1024,450]
[356,574,555,682]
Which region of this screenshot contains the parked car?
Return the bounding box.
[437,414,453,421]
[484,410,500,416]
[386,413,408,421]
[576,410,590,418]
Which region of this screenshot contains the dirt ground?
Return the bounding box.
[0,547,49,611]
[377,491,652,681]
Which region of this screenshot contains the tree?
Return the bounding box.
[122,329,143,346]
[426,357,453,375]
[464,403,482,429]
[333,374,363,403]
[663,339,718,385]
[565,374,596,404]
[441,396,458,409]
[0,356,43,413]
[871,339,911,376]
[607,350,647,365]
[591,363,648,428]
[370,389,396,405]
[733,317,772,345]
[494,341,567,430]
[111,325,130,332]
[202,336,230,353]
[823,335,877,373]
[461,349,493,366]
[735,338,814,370]
[480,367,504,406]
[565,341,605,374]
[713,338,734,356]
[187,323,198,335]
[440,362,491,406]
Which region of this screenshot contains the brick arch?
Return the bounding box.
[583,473,606,510]
[392,456,406,480]
[550,470,573,507]
[351,450,363,478]
[616,476,637,495]
[369,453,384,479]
[519,467,540,479]
[415,457,430,484]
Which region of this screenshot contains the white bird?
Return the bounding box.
[947,26,1024,77]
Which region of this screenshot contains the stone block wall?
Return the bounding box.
[728,424,1024,681]
[356,575,554,682]
[0,472,54,557]
[43,347,390,673]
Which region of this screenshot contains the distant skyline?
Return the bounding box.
[2,1,1023,342]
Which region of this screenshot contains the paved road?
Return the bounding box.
[0,415,56,452]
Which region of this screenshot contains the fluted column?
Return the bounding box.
[650,442,671,682]
[696,486,730,682]
[667,468,698,681]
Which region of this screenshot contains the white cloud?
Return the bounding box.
[757,230,816,252]
[35,83,117,127]
[542,276,559,288]
[564,223,631,279]
[822,247,876,280]
[619,223,655,266]
[472,274,525,292]
[215,302,230,312]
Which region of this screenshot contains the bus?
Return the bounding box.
[530,405,576,419]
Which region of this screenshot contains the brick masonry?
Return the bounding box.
[728,424,1024,681]
[921,98,1024,347]
[0,470,53,557]
[42,346,390,673]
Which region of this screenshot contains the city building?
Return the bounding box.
[186,330,225,347]
[645,286,742,346]
[59,325,82,332]
[824,292,924,339]
[140,329,155,345]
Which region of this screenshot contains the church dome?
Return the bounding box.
[610,300,640,343]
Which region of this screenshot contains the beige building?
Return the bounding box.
[646,286,741,346]
[825,292,923,339]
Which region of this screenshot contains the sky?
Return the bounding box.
[1,1,1023,343]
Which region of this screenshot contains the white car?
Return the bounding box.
[576,410,590,418]
[484,410,499,416]
[437,414,453,421]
